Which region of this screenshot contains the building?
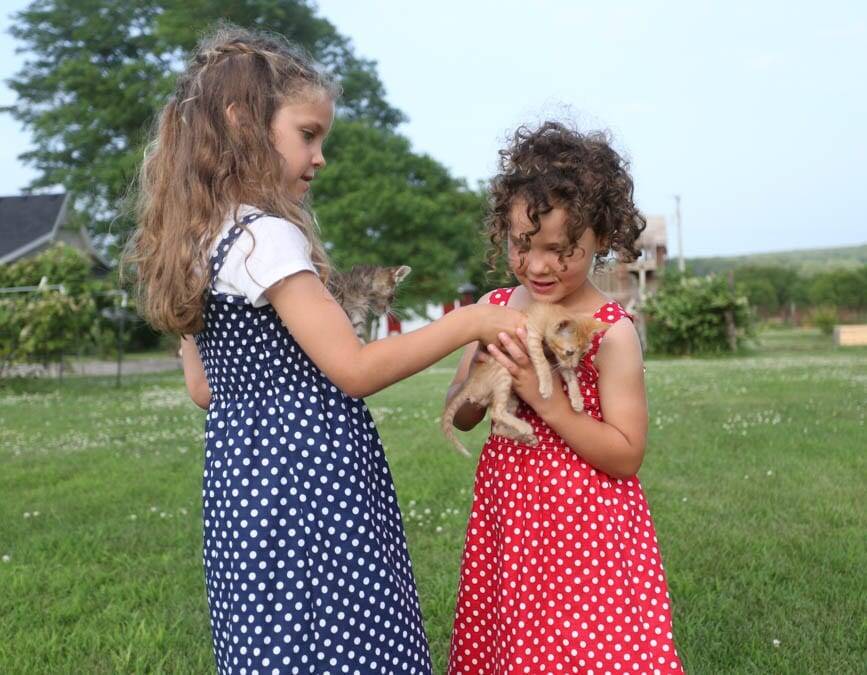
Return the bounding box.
[593,214,668,314]
[0,193,110,271]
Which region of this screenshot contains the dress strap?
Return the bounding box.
[594,301,633,325]
[487,287,517,306]
[207,211,269,288]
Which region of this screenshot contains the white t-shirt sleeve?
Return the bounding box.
[216,216,317,307]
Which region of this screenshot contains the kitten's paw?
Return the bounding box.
[520,432,539,446]
[538,380,553,399]
[568,392,584,413]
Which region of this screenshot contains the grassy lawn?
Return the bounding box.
[1,329,864,673]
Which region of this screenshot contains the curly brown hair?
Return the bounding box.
[487,121,645,273]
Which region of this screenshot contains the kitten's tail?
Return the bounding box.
[441,386,473,458]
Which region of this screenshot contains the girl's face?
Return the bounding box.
[270,90,335,201]
[507,198,599,307]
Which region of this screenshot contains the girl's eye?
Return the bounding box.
[301,130,315,141]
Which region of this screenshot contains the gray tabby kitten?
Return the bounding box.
[327,265,411,342]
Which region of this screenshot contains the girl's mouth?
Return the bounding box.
[529,279,556,294]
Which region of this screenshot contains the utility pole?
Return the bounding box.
[674,194,684,273]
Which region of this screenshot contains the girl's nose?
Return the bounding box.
[527,254,550,275]
[312,147,326,169]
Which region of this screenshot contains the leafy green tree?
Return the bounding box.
[314,121,487,309]
[807,266,867,310]
[733,265,807,315]
[5,0,403,241]
[6,0,489,304]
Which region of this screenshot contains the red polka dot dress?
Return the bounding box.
[448,287,683,675]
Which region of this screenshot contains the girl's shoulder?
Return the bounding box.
[593,304,643,365]
[210,205,316,307]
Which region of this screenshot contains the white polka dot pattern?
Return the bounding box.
[447,287,683,674]
[194,214,432,674]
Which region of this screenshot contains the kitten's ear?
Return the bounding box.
[391,265,412,283]
[555,319,574,334]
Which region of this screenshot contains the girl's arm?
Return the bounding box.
[444,291,495,431]
[445,343,488,431]
[488,320,647,479]
[265,272,524,399]
[180,335,211,410]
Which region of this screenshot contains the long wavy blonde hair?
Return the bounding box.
[125,25,339,334]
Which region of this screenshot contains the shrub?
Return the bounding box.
[0,291,102,372]
[644,274,754,355]
[808,306,838,336]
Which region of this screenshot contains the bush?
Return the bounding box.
[644,274,754,355]
[0,244,92,294]
[0,244,161,369]
[808,306,838,335]
[0,291,102,372]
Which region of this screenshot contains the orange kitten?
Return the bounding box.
[442,303,603,456]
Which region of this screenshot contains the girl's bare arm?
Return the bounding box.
[265,272,524,399]
[180,335,211,410]
[443,291,496,431]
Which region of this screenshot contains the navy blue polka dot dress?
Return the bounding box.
[194,212,432,674]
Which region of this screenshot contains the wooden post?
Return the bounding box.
[725,271,737,351]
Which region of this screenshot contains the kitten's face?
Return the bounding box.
[367,265,411,313]
[545,316,601,368]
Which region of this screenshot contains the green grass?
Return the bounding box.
[1,330,865,673]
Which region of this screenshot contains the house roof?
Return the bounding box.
[637,215,667,249]
[0,193,70,264]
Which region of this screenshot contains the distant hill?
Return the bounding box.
[685,243,867,277]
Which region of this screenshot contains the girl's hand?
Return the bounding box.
[487,328,565,413]
[474,305,525,347]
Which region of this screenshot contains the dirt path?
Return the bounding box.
[3,357,181,378]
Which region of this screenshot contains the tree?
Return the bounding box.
[808,266,867,311]
[5,0,404,241]
[314,121,486,310]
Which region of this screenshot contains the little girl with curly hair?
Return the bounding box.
[446,122,684,674]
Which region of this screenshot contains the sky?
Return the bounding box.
[1,0,865,258]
